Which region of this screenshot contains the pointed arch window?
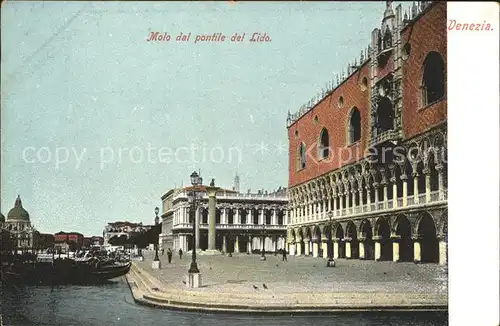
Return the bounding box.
[383,27,392,49]
[318,128,330,160]
[421,51,445,106]
[349,108,361,144]
[297,143,306,170]
[377,97,394,133]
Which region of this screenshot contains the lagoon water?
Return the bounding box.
[0,277,447,326]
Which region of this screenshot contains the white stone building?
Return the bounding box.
[160,176,288,254]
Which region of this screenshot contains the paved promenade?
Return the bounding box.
[126,250,448,313]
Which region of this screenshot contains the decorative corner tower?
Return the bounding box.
[369,1,404,149]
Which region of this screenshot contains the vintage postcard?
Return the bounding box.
[1,1,498,326]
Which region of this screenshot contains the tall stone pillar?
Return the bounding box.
[235,208,240,224]
[312,240,319,257]
[195,207,201,249]
[366,188,371,211]
[333,241,339,259]
[392,235,400,262]
[413,239,422,263]
[413,173,419,204]
[437,165,445,200]
[392,177,398,208]
[359,240,365,259]
[382,182,388,209]
[304,240,310,256]
[235,236,239,253]
[247,235,252,254]
[424,169,431,203]
[296,241,302,256]
[402,175,408,207]
[345,240,352,259]
[374,183,379,206]
[321,238,328,258]
[206,186,219,251]
[374,236,381,261]
[333,195,337,217]
[439,239,447,265]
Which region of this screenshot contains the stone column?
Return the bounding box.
[333,194,337,217]
[272,209,277,225]
[289,243,295,256]
[259,208,264,225]
[373,236,381,261]
[312,239,319,258]
[402,174,408,207]
[439,237,447,265]
[327,196,332,212]
[392,235,400,262]
[413,235,422,263]
[358,238,366,259]
[359,189,364,209]
[249,209,253,224]
[424,168,431,203]
[235,236,239,253]
[321,238,328,258]
[247,235,252,254]
[413,172,419,204]
[304,239,310,256]
[222,235,227,253]
[206,186,219,251]
[296,241,302,256]
[392,177,398,208]
[235,208,240,224]
[366,187,372,211]
[351,190,356,214]
[273,236,278,253]
[345,238,352,259]
[333,240,339,259]
[195,207,200,249]
[382,182,388,209]
[437,165,445,200]
[374,182,379,206]
[222,208,227,224]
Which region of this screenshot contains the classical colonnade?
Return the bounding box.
[287,208,447,264]
[288,132,447,225]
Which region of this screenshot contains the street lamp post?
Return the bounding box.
[186,171,202,287]
[260,223,266,261]
[326,214,336,267]
[152,206,161,269]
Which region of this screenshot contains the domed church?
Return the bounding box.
[1,195,39,249]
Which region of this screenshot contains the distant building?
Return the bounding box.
[83,236,105,248]
[0,195,40,249]
[161,176,289,254]
[103,221,154,245]
[54,231,84,250]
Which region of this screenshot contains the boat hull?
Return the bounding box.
[1,260,131,286]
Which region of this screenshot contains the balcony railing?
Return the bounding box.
[290,189,447,226]
[173,222,286,230]
[368,129,402,147]
[172,190,288,202]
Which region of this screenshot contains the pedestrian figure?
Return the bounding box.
[167,248,172,263]
[161,248,165,256]
[179,248,183,259]
[282,248,287,262]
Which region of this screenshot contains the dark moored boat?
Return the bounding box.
[1,257,131,285]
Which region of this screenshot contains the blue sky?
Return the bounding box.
[1,1,400,236]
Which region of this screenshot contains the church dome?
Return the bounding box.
[7,195,30,222]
